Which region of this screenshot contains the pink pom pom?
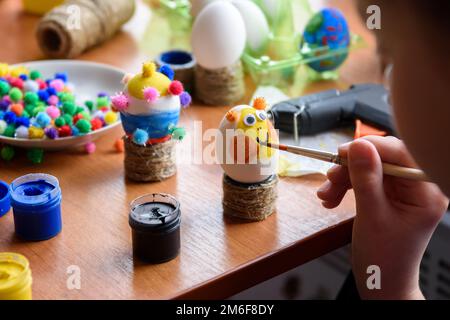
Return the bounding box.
[85,142,96,154]
[46,105,60,119]
[168,81,184,96]
[50,79,65,92]
[111,93,129,111]
[143,87,160,102]
[47,95,59,106]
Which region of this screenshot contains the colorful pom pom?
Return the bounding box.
[62,101,76,115]
[3,111,16,124]
[9,87,23,102]
[0,99,10,111]
[27,148,44,164]
[111,93,129,111]
[62,114,73,126]
[168,81,183,96]
[29,126,45,139]
[46,105,60,119]
[90,118,103,131]
[29,70,42,80]
[114,138,124,153]
[36,112,51,128]
[23,80,39,93]
[75,118,91,133]
[1,145,15,161]
[10,103,23,116]
[58,125,72,137]
[46,87,57,96]
[180,91,192,108]
[85,100,94,111]
[3,124,16,137]
[49,79,65,92]
[15,116,30,128]
[85,142,96,154]
[45,127,58,139]
[24,92,39,105]
[171,127,186,141]
[159,65,175,80]
[143,87,160,102]
[9,78,24,90]
[133,129,149,145]
[97,96,109,108]
[0,81,11,95]
[71,125,80,136]
[0,119,7,134]
[104,111,117,125]
[15,125,29,139]
[47,95,59,106]
[54,72,68,82]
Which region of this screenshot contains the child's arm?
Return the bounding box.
[317,135,448,299]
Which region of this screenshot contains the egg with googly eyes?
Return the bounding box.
[217,97,279,184]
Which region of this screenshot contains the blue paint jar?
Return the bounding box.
[0,180,10,217]
[10,173,62,241]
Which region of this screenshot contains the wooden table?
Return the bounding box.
[0,0,382,299]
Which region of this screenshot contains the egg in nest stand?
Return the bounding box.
[218,98,279,221]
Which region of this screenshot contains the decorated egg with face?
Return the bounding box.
[217,97,278,184]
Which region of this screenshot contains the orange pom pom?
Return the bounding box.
[10,103,24,116]
[253,97,267,110]
[114,138,124,153]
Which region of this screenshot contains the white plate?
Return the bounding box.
[0,60,125,150]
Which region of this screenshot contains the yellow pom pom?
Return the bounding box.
[29,126,45,139]
[142,62,156,78]
[0,63,9,77]
[104,111,118,125]
[10,65,29,78]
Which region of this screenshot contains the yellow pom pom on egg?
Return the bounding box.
[127,62,171,100]
[104,111,118,125]
[29,126,45,139]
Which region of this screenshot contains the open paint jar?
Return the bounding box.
[0,252,32,300]
[129,193,181,263]
[10,173,62,241]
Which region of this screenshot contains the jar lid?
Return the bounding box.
[129,193,180,232]
[0,180,10,217]
[10,173,60,206]
[0,252,31,295]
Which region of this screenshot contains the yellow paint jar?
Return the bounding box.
[22,0,64,15]
[0,253,32,300]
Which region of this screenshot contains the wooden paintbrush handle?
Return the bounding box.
[337,157,429,182]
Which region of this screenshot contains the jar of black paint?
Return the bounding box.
[129,193,181,263]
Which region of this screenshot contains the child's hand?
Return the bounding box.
[317,136,448,299]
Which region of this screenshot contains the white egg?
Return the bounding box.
[190,0,224,17]
[191,1,246,70]
[126,91,181,116]
[217,104,278,184]
[231,0,269,53]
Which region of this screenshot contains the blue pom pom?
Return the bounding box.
[15,116,30,128]
[38,89,50,102]
[54,72,68,82]
[19,74,28,81]
[159,65,175,81]
[46,87,57,96]
[0,99,10,111]
[180,91,192,108]
[133,129,149,145]
[4,111,16,125]
[0,111,4,120]
[71,125,80,136]
[36,112,51,128]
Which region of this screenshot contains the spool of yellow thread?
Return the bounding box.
[22,0,64,15]
[0,253,32,300]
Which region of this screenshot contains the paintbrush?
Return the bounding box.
[256,138,429,182]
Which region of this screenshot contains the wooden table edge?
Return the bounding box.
[171,217,354,300]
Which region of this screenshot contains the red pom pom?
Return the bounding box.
[168,81,184,96]
[100,106,109,112]
[58,125,72,137]
[91,118,103,131]
[73,114,84,124]
[36,79,47,90]
[9,77,24,89]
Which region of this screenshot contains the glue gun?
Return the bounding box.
[268,84,395,140]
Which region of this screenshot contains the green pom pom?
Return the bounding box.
[62,101,76,115]
[22,110,30,118]
[171,127,186,141]
[27,148,44,164]
[9,87,23,102]
[24,92,39,105]
[75,119,91,133]
[55,117,66,127]
[0,81,10,96]
[96,96,109,108]
[75,106,84,114]
[1,146,15,161]
[3,125,16,137]
[32,106,46,117]
[80,111,91,121]
[60,92,74,103]
[85,100,94,111]
[25,104,36,115]
[29,70,42,80]
[62,114,73,126]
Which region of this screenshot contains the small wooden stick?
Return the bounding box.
[257,139,429,182]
